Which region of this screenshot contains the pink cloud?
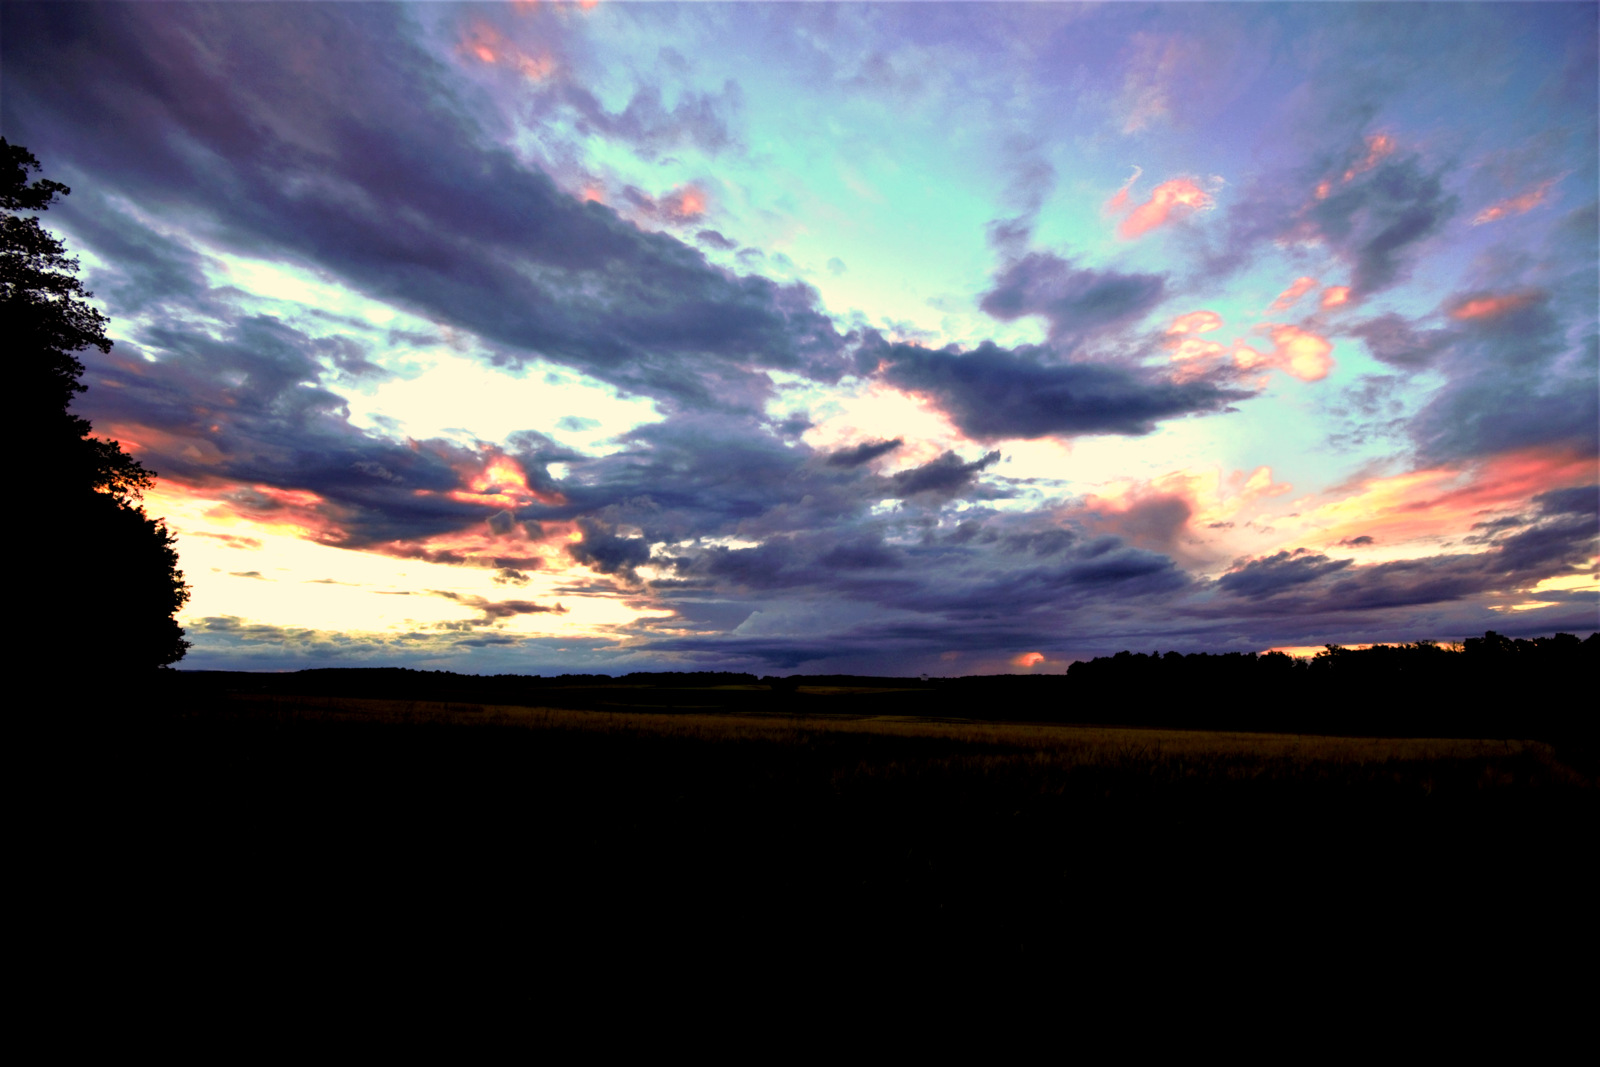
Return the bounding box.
[1105,165,1143,213]
[1013,651,1046,668]
[1449,290,1539,321]
[1116,177,1213,239]
[1267,276,1319,313]
[1472,176,1562,225]
[661,184,707,218]
[1320,286,1351,309]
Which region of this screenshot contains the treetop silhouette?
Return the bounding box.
[6,138,190,671]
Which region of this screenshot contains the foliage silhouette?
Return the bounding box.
[5,139,189,670]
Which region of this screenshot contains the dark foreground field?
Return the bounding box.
[69,671,1595,999]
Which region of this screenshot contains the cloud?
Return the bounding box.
[870,338,1253,441]
[1347,313,1453,369]
[1411,287,1597,462]
[1219,550,1354,599]
[1086,494,1194,557]
[889,450,1001,499]
[978,252,1167,344]
[696,229,737,251]
[567,517,652,580]
[431,589,567,623]
[1303,144,1457,297]
[1265,325,1335,382]
[1167,310,1223,335]
[1472,175,1563,225]
[1208,132,1457,300]
[1268,277,1319,313]
[1106,166,1143,213]
[1119,37,1183,134]
[1447,291,1541,322]
[826,438,903,468]
[1,3,844,415]
[1114,177,1214,239]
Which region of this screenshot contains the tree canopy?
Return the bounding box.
[5,138,190,671]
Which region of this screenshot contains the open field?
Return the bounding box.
[71,681,1593,990]
[210,689,1586,789]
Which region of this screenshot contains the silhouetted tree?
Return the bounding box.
[5,139,190,672]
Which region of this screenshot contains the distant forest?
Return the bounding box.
[174,630,1596,746]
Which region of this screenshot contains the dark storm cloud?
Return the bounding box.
[1,3,845,413]
[1532,485,1599,519]
[566,518,653,581]
[826,438,903,468]
[889,450,1001,499]
[870,338,1252,440]
[638,534,1193,668]
[1218,550,1354,599]
[979,252,1166,344]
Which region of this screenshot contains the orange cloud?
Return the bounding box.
[1232,344,1270,372]
[1320,286,1350,309]
[1167,310,1223,335]
[1268,276,1319,313]
[1472,176,1562,225]
[443,448,564,509]
[1342,132,1395,182]
[1013,652,1046,668]
[1306,446,1595,549]
[1117,177,1213,239]
[1266,325,1335,381]
[1449,290,1539,321]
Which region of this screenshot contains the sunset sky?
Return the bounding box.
[5,2,1596,674]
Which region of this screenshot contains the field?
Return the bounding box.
[67,678,1592,998]
[93,684,1580,940]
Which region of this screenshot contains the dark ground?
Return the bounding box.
[47,672,1597,1006]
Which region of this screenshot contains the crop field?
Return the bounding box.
[83,683,1592,990]
[207,689,1582,788]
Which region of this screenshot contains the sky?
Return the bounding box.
[4,1,1596,675]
